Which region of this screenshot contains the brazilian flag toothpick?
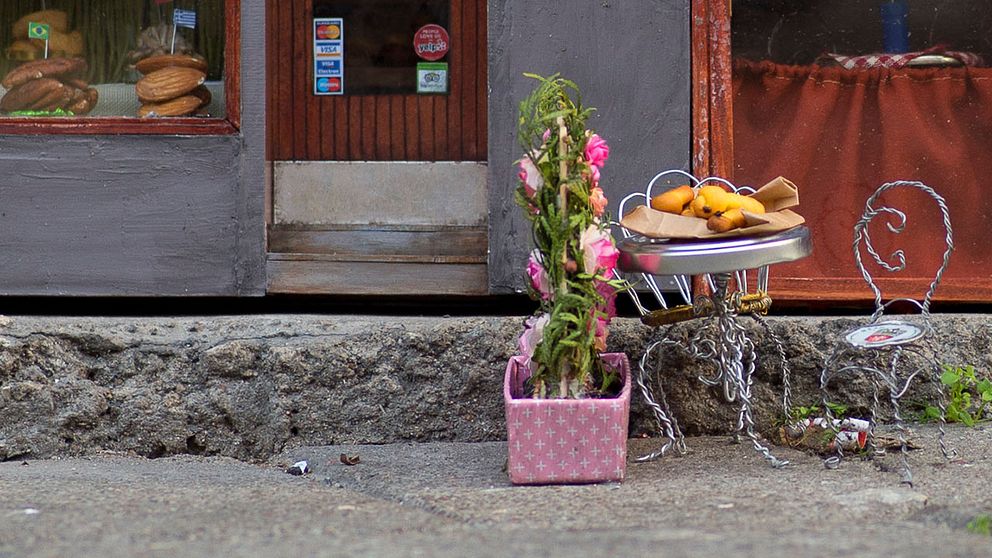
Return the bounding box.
[27,22,50,58]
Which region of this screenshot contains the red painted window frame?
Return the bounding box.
[691,0,732,180]
[689,0,732,297]
[0,0,241,136]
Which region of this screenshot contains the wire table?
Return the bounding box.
[617,226,812,467]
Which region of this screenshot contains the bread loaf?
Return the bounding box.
[1,56,87,90]
[12,10,68,39]
[7,39,40,60]
[138,94,202,117]
[0,77,65,111]
[32,82,73,111]
[29,30,84,57]
[136,53,208,75]
[135,67,205,103]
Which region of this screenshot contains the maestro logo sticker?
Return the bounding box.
[316,77,342,93]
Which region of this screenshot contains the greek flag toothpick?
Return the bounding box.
[170,9,197,54]
[173,9,197,29]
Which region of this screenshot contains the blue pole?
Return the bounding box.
[880,1,910,54]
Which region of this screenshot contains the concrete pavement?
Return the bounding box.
[3,425,992,557]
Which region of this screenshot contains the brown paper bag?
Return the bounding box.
[619,177,805,240]
[749,176,800,212]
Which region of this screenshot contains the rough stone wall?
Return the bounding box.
[1,315,988,462]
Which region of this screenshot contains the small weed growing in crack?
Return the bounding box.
[920,365,992,426]
[966,514,991,536]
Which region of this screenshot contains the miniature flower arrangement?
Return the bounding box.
[503,75,632,484]
[513,74,627,400]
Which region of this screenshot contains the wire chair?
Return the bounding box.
[819,180,957,485]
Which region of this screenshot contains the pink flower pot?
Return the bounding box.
[503,353,631,485]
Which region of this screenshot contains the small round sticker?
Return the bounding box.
[316,77,341,93]
[843,321,924,348]
[413,24,450,61]
[316,23,341,40]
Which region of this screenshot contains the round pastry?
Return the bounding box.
[138,94,201,117]
[135,53,208,75]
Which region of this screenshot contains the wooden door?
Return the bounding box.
[265,0,489,295]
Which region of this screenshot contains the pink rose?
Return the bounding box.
[584,133,609,169]
[542,129,552,143]
[579,225,619,276]
[589,187,608,218]
[526,250,553,300]
[517,154,543,198]
[518,313,550,366]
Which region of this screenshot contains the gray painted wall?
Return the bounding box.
[0,0,265,296]
[237,0,267,296]
[487,0,692,293]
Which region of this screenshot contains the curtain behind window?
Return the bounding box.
[733,59,992,302]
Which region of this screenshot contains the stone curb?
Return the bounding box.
[1,314,988,461]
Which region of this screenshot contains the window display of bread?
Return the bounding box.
[134,54,209,117]
[0,57,98,115]
[0,3,223,117]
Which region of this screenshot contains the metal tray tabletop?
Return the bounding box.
[617,226,812,276]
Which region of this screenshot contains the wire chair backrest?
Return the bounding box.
[853,180,954,325]
[615,169,699,314]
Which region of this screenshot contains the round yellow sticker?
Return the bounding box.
[317,24,340,40]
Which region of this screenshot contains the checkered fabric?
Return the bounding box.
[824,46,984,69]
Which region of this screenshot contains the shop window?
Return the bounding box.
[0,0,236,133]
[725,0,992,302]
[312,0,449,95]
